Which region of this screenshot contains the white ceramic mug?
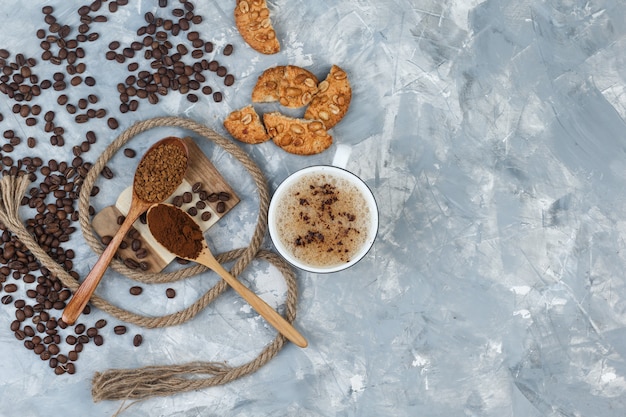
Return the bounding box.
[268,165,378,273]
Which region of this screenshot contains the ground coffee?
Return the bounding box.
[147,203,203,259]
[133,142,187,203]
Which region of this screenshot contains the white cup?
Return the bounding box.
[268,165,378,273]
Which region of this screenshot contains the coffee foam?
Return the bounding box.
[274,172,371,268]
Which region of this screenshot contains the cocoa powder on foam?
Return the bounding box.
[275,172,370,268]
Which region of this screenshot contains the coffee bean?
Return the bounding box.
[166,288,176,299]
[114,325,127,335]
[187,93,198,102]
[224,74,235,86]
[107,117,119,129]
[1,295,13,304]
[95,319,107,329]
[101,165,114,179]
[216,201,226,213]
[213,91,223,102]
[4,283,17,293]
[223,44,233,56]
[201,211,212,221]
[133,334,143,347]
[187,206,198,216]
[123,148,136,158]
[129,286,142,295]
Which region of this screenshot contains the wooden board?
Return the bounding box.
[92,137,239,273]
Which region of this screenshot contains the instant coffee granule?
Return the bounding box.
[133,142,187,203]
[147,203,204,259]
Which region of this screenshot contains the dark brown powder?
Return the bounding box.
[147,204,204,259]
[134,142,187,202]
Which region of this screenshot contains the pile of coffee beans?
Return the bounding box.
[1,0,238,376]
[107,1,235,110]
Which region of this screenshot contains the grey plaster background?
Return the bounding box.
[1,0,626,416]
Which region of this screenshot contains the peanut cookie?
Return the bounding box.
[223,105,270,144]
[304,65,351,129]
[263,112,333,155]
[252,65,319,108]
[234,0,280,55]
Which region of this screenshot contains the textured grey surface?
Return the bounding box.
[1,0,626,416]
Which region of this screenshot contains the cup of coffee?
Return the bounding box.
[268,165,378,273]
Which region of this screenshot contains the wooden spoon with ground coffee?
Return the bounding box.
[62,137,189,325]
[147,203,308,348]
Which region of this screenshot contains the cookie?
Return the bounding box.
[252,65,319,108]
[304,65,351,129]
[234,0,280,55]
[223,105,270,144]
[263,112,333,155]
[251,66,284,103]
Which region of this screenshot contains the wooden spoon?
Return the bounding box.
[147,203,308,348]
[62,137,189,325]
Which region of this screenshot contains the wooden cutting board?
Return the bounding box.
[91,137,239,273]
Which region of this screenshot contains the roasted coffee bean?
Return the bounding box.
[101,165,114,179]
[74,323,86,334]
[114,325,127,335]
[187,93,198,102]
[91,334,103,346]
[196,200,206,210]
[133,334,143,347]
[201,211,212,221]
[4,283,17,293]
[107,117,119,129]
[95,319,107,329]
[172,195,184,207]
[124,258,139,269]
[216,201,226,213]
[129,286,142,295]
[1,295,13,304]
[224,74,235,86]
[166,288,176,299]
[123,148,136,158]
[86,130,97,144]
[187,206,198,216]
[213,91,223,102]
[223,44,233,56]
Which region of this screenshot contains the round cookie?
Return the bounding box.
[234,0,280,55]
[223,105,270,144]
[263,112,333,155]
[252,65,319,108]
[304,65,351,129]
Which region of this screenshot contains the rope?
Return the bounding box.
[0,117,299,402]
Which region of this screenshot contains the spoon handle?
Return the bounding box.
[62,202,147,325]
[197,248,308,348]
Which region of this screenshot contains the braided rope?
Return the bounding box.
[0,117,300,402]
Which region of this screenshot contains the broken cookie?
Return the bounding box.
[304,65,351,129]
[252,65,319,108]
[234,0,280,55]
[223,105,270,144]
[263,112,333,155]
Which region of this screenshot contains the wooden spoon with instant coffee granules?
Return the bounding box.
[62,137,189,325]
[147,203,308,348]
